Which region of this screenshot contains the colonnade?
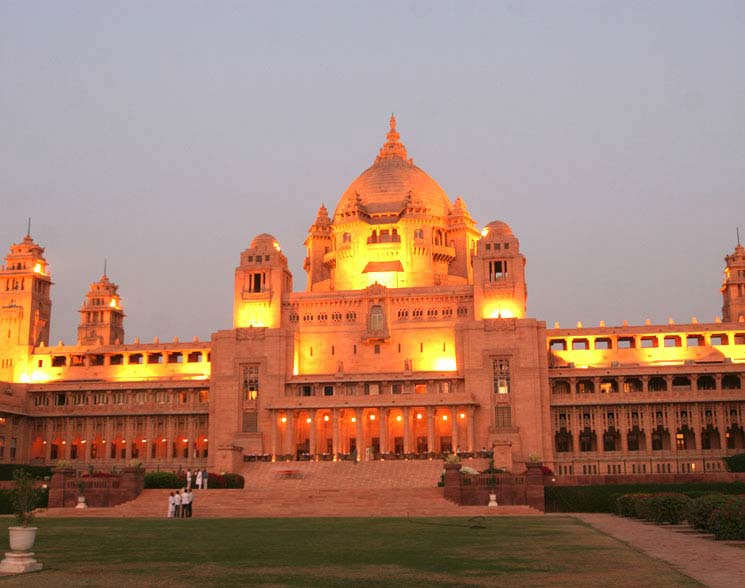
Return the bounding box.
[268,405,477,459]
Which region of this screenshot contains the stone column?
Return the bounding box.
[426,407,435,454]
[572,409,581,454]
[270,410,277,460]
[308,409,317,457]
[165,416,175,463]
[379,408,389,455]
[332,408,340,459]
[452,407,460,453]
[467,406,476,452]
[403,407,411,454]
[355,408,363,460]
[715,404,728,450]
[125,417,133,460]
[285,410,296,459]
[691,405,702,452]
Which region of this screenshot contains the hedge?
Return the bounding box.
[707,498,745,540]
[0,487,49,514]
[144,472,181,489]
[144,472,245,489]
[629,493,690,524]
[723,453,745,473]
[0,464,52,481]
[686,494,738,530]
[545,482,745,513]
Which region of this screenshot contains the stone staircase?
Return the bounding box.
[40,459,542,518]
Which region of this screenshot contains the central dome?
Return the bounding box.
[333,116,452,220]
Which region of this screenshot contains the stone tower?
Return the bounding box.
[473,220,527,320]
[77,272,125,345]
[0,233,53,381]
[304,204,333,291]
[722,240,745,323]
[233,234,293,329]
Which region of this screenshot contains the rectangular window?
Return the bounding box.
[242,411,258,433]
[55,393,66,406]
[488,260,507,281]
[110,354,124,365]
[242,364,259,400]
[494,406,512,428]
[323,385,334,397]
[493,358,510,394]
[198,390,209,403]
[392,383,402,395]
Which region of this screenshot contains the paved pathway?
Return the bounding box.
[575,513,745,588]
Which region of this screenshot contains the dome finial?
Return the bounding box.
[376,113,408,162]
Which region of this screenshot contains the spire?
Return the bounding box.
[314,204,330,225]
[738,227,741,247]
[376,113,409,163]
[26,217,31,238]
[103,258,108,278]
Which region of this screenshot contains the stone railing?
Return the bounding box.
[443,462,545,511]
[47,467,145,508]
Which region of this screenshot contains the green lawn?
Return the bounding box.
[0,516,701,588]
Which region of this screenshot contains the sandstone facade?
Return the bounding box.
[1,117,743,478]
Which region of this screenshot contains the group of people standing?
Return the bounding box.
[166,468,209,518]
[168,488,193,518]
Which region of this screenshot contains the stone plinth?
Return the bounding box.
[0,551,42,574]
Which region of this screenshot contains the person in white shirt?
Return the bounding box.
[186,469,192,491]
[174,490,182,518]
[185,490,194,517]
[195,469,203,490]
[167,492,175,518]
[181,488,192,518]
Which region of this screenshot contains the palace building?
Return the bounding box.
[1,116,744,477]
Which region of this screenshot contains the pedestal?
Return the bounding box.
[488,493,498,507]
[0,551,43,574]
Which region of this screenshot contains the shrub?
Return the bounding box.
[708,498,745,540]
[545,482,745,513]
[687,495,737,530]
[221,473,245,489]
[0,487,48,515]
[10,470,43,526]
[616,493,651,517]
[723,453,745,473]
[0,464,52,481]
[648,493,690,524]
[144,472,181,489]
[634,494,657,521]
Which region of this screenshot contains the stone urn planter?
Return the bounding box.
[8,527,38,552]
[75,495,88,509]
[0,470,43,573]
[488,493,498,507]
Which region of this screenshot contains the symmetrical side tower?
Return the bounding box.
[722,241,745,323]
[77,272,125,345]
[473,220,527,319]
[233,234,293,329]
[304,204,333,291]
[0,233,52,381]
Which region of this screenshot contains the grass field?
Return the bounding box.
[0,516,701,587]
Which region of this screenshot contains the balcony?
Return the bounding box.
[432,244,456,263]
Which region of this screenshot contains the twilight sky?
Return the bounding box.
[1,1,744,344]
